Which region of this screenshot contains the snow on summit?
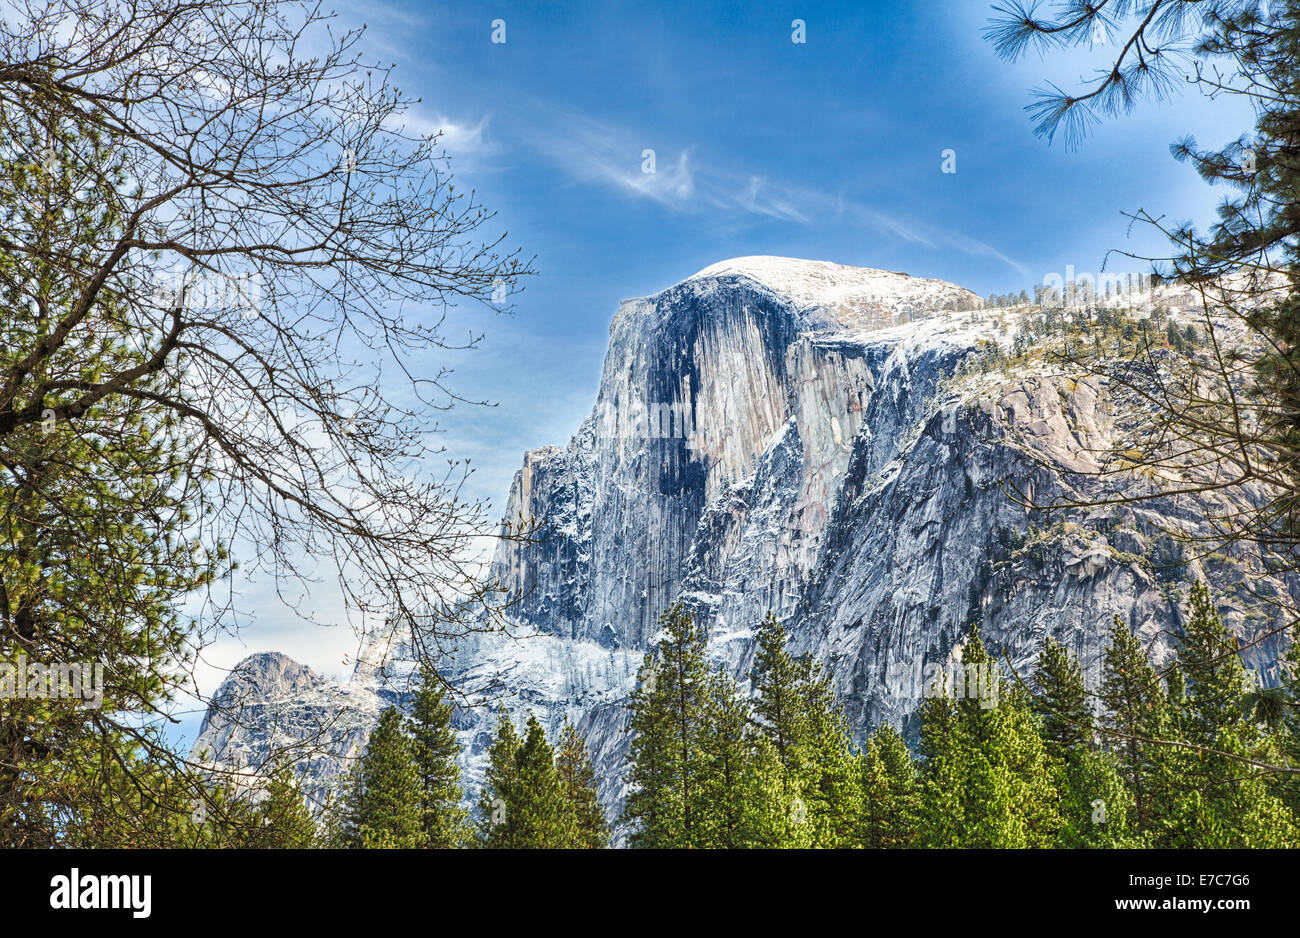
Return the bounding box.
[688,255,978,307]
[685,256,981,330]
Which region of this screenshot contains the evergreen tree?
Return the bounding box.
[321,763,362,849]
[751,612,805,781]
[1033,637,1135,847]
[508,712,570,848]
[1032,637,1093,761]
[623,603,711,847]
[352,707,424,848]
[246,759,319,848]
[750,611,863,846]
[742,735,812,848]
[407,665,470,848]
[795,657,865,847]
[477,708,522,848]
[1096,615,1180,843]
[555,718,609,848]
[859,723,919,848]
[1172,582,1298,847]
[696,670,758,847]
[1055,746,1136,849]
[915,692,966,846]
[0,123,219,846]
[916,627,1061,847]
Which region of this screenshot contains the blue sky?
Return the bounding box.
[178,0,1253,741]
[390,0,1251,505]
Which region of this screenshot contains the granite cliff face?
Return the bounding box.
[194,256,1293,822]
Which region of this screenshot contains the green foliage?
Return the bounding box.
[749,612,864,846]
[916,627,1062,847]
[507,713,570,848]
[624,606,835,848]
[622,602,712,848]
[333,707,424,849]
[476,708,522,848]
[859,723,919,847]
[555,718,610,848]
[1096,615,1178,841]
[408,665,471,848]
[1169,583,1298,847]
[477,709,607,849]
[0,123,221,846]
[1032,637,1093,761]
[242,760,319,849]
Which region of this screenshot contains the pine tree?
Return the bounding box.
[1264,617,1300,817]
[795,657,864,847]
[353,707,423,848]
[322,763,362,849]
[750,611,863,846]
[1032,637,1093,761]
[751,612,805,781]
[742,735,811,848]
[696,670,757,847]
[555,718,609,848]
[1033,637,1135,847]
[407,665,470,848]
[0,123,219,846]
[246,759,319,848]
[623,603,711,847]
[1096,614,1177,842]
[915,690,964,847]
[508,712,570,848]
[1173,582,1298,847]
[477,708,521,848]
[859,723,919,848]
[916,627,1061,847]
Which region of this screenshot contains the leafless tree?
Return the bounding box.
[0,0,537,841]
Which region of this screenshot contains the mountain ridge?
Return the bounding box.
[194,256,1293,829]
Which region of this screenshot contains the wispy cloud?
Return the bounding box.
[734,176,810,223]
[387,107,499,168]
[941,231,1032,280]
[522,110,1028,278]
[531,115,696,207]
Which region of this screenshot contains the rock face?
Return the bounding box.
[191,652,391,809]
[194,256,1294,826]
